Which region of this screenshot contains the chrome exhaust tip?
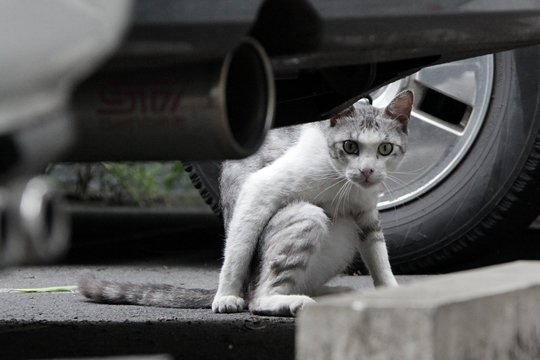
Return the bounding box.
[220,38,275,158]
[69,37,275,161]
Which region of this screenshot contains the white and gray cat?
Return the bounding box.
[80,90,413,317]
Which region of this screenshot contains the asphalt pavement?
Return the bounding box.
[0,253,428,360]
[0,260,295,360]
[0,207,538,360]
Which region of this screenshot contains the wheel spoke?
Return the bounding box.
[411,56,493,135]
[414,57,485,107]
[374,55,494,210]
[410,109,463,136]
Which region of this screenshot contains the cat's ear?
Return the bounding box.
[330,106,355,127]
[385,90,414,128]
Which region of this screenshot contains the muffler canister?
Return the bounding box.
[68,38,274,161]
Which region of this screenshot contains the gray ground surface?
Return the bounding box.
[0,209,537,360]
[0,258,426,360]
[0,263,426,322]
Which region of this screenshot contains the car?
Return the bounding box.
[2,0,540,270]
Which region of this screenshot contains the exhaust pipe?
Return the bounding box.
[18,177,70,263]
[68,38,275,161]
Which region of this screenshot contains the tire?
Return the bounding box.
[184,46,540,274]
[381,46,540,273]
[183,160,223,217]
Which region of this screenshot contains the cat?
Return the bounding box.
[79,90,413,317]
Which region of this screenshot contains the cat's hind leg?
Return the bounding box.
[249,201,331,316]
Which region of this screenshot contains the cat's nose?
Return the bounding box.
[361,168,374,179]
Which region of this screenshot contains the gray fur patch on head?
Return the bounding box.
[328,104,401,136]
[330,106,356,127]
[355,105,382,132]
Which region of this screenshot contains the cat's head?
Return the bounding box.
[325,90,413,188]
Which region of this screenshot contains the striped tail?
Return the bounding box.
[79,275,214,309]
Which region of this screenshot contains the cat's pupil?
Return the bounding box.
[343,140,358,154]
[378,143,393,156]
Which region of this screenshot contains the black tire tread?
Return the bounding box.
[397,128,540,273]
[183,161,223,217]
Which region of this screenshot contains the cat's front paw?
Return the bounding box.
[288,296,317,316]
[212,295,246,313]
[250,295,317,317]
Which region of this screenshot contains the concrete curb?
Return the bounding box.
[297,261,540,360]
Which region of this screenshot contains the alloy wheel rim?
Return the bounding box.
[373,55,495,210]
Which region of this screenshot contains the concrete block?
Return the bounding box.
[297,261,540,360]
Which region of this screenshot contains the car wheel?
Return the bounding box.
[184,46,540,273]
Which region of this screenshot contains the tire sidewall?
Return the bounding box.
[381,46,540,269]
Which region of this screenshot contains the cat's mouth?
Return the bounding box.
[351,178,378,188]
[345,174,381,188]
[360,180,377,188]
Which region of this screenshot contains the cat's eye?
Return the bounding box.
[378,143,394,156]
[343,140,359,154]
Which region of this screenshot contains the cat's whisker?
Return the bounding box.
[342,182,353,215]
[387,164,430,176]
[337,181,349,216]
[331,180,350,220]
[386,174,412,188]
[387,170,420,175]
[310,174,344,183]
[313,177,347,201]
[344,181,354,215]
[310,171,344,181]
[312,170,342,177]
[385,175,425,204]
[314,182,342,201]
[330,181,346,209]
[381,181,399,225]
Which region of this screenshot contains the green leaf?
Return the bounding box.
[12,285,79,293]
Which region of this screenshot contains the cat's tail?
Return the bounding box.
[79,275,214,309]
